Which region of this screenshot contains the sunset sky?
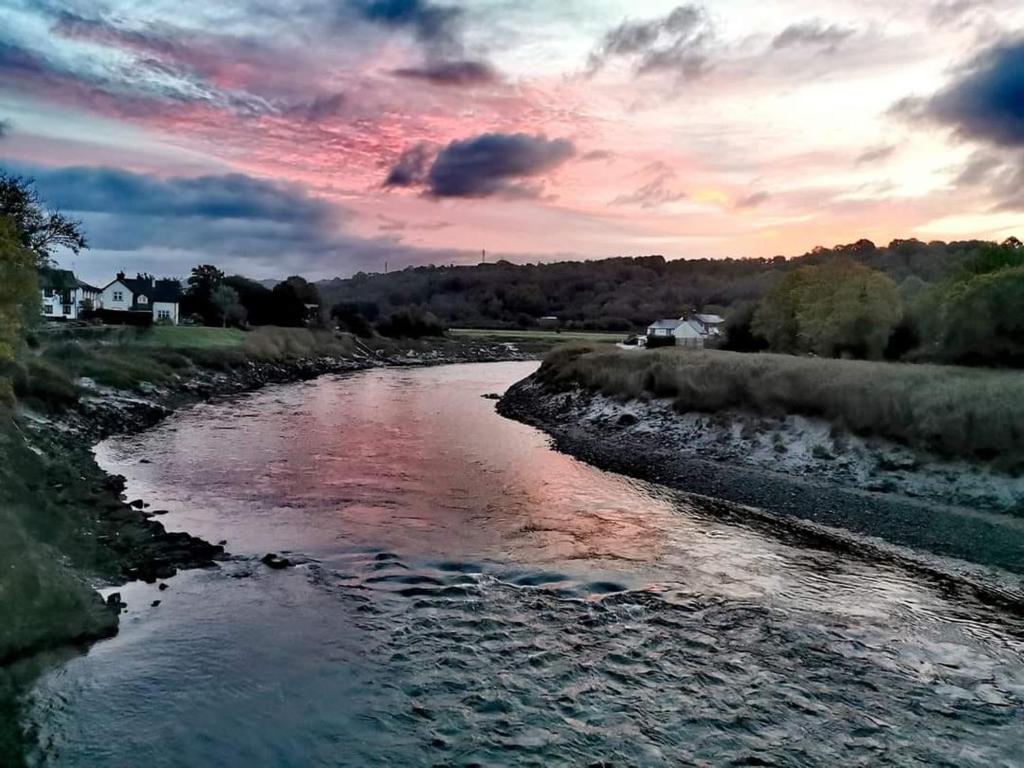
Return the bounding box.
[2,0,1023,281]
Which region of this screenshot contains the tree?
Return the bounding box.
[0,174,87,266]
[0,217,39,404]
[210,285,241,327]
[270,276,321,327]
[330,302,375,337]
[183,264,225,325]
[753,261,902,359]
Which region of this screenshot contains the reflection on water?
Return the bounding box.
[26,363,1024,766]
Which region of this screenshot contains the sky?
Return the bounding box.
[1,0,1023,282]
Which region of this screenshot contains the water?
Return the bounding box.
[25,362,1024,766]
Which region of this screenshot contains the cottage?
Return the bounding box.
[39,268,101,320]
[646,313,725,348]
[98,272,182,324]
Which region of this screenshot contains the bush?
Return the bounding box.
[10,358,78,409]
[376,308,446,339]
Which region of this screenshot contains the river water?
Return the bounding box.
[25,362,1024,766]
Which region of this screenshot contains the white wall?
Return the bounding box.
[99,280,133,311]
[153,301,179,324]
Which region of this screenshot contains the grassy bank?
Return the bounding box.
[538,345,1024,465]
[10,326,359,409]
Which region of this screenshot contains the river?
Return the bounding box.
[24,362,1024,766]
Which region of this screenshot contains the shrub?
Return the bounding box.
[376,308,446,339]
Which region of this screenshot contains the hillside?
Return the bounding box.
[317,238,993,332]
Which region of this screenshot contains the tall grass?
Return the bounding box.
[538,345,1024,462]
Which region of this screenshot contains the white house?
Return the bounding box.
[646,313,726,348]
[39,268,101,320]
[98,272,182,324]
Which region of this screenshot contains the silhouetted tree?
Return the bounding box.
[0,173,86,266]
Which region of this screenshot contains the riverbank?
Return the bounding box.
[0,330,536,764]
[497,363,1024,609]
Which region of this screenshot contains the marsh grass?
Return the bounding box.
[539,345,1024,463]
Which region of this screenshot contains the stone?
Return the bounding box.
[261,553,292,569]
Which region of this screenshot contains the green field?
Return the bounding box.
[135,326,247,349]
[450,328,625,344]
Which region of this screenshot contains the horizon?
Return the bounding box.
[3,0,1024,283]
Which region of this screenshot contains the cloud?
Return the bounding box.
[611,163,686,208]
[581,149,613,161]
[0,119,9,139]
[897,37,1024,147]
[384,142,435,187]
[772,21,856,51]
[391,59,497,86]
[927,0,991,25]
[952,149,1024,210]
[3,162,481,277]
[352,0,462,52]
[855,144,897,163]
[587,4,714,81]
[286,92,347,122]
[735,191,770,208]
[387,133,575,198]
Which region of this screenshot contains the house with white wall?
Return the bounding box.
[646,312,726,348]
[39,268,101,320]
[98,272,182,324]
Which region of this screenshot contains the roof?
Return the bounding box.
[673,320,708,338]
[104,274,181,304]
[38,267,78,291]
[152,279,182,303]
[695,313,725,325]
[648,319,682,330]
[76,278,101,292]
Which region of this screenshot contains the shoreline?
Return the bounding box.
[0,340,535,764]
[497,374,1024,613]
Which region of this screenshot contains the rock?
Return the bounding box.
[261,553,292,569]
[129,498,146,509]
[106,592,126,612]
[151,600,161,607]
[617,413,638,426]
[151,509,170,516]
[158,582,169,591]
[139,458,152,464]
[481,393,501,400]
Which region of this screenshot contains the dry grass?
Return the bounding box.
[539,345,1024,462]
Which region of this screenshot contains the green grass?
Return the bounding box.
[135,326,247,349]
[538,345,1024,464]
[451,328,625,343]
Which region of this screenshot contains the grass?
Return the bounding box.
[450,328,626,343]
[538,345,1024,464]
[10,327,361,407]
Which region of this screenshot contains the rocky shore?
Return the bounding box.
[0,339,533,763]
[498,374,1024,609]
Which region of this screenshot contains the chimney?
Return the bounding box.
[116,270,125,281]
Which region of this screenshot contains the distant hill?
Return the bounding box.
[316,238,994,332]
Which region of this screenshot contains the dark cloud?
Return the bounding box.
[3,162,482,277]
[384,142,435,187]
[897,38,1024,147]
[581,149,613,161]
[735,191,770,208]
[25,166,333,224]
[772,21,855,51]
[0,119,9,139]
[587,4,714,80]
[391,60,497,86]
[350,0,462,53]
[423,133,575,198]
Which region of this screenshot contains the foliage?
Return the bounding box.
[376,307,447,338]
[539,346,1024,462]
[752,260,902,359]
[210,285,241,327]
[0,218,39,405]
[0,174,86,266]
[330,301,375,337]
[317,239,996,333]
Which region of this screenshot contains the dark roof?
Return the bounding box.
[38,267,78,291]
[76,278,101,292]
[106,274,182,305]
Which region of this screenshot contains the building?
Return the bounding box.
[646,313,725,348]
[97,272,182,324]
[39,268,101,320]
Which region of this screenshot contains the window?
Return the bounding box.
[113,291,123,302]
[157,310,171,320]
[63,304,72,315]
[138,294,148,304]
